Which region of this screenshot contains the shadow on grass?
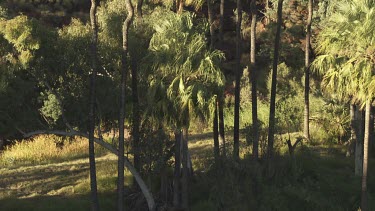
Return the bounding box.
[0,193,117,211]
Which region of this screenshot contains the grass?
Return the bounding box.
[0,135,108,168]
[1,133,375,210]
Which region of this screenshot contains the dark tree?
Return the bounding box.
[304,0,313,141]
[250,0,258,159]
[118,0,134,209]
[88,0,100,210]
[233,0,242,159]
[267,0,283,160]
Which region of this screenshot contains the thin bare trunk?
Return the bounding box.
[219,0,224,43]
[218,96,226,157]
[213,102,220,163]
[356,107,364,176]
[130,58,140,174]
[137,0,143,18]
[233,0,242,159]
[370,106,374,155]
[173,130,182,208]
[207,0,219,163]
[207,0,214,50]
[118,0,134,210]
[361,99,371,211]
[181,127,189,210]
[250,0,258,160]
[348,104,357,157]
[267,0,283,160]
[264,0,269,24]
[304,0,313,141]
[89,0,100,210]
[218,0,226,157]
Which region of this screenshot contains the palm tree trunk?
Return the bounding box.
[207,0,219,163]
[89,0,100,210]
[348,104,357,157]
[370,106,374,155]
[233,0,242,159]
[264,0,269,25]
[219,0,224,44]
[137,0,143,18]
[361,99,372,211]
[218,96,226,157]
[207,0,214,50]
[250,0,258,160]
[118,0,134,210]
[213,101,220,163]
[131,57,141,173]
[267,0,283,161]
[355,107,364,176]
[218,0,226,158]
[173,130,182,208]
[304,0,313,141]
[181,127,189,210]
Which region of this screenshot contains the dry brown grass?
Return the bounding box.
[0,135,107,167]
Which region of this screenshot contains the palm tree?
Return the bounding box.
[312,0,375,209]
[118,0,134,209]
[304,0,313,141]
[250,0,258,159]
[233,0,242,159]
[88,0,100,210]
[144,11,225,209]
[267,0,283,161]
[207,0,221,163]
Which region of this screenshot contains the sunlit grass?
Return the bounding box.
[0,135,108,168]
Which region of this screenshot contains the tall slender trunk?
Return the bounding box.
[207,0,214,50]
[131,58,140,173]
[89,0,100,210]
[267,0,283,160]
[137,0,143,18]
[173,130,182,208]
[348,104,357,156]
[218,0,226,157]
[250,0,258,160]
[213,101,220,163]
[356,107,364,176]
[207,0,219,163]
[219,0,224,44]
[181,127,189,210]
[361,99,372,211]
[218,96,226,157]
[118,0,134,210]
[233,0,242,159]
[304,0,313,141]
[370,106,374,155]
[264,0,269,24]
